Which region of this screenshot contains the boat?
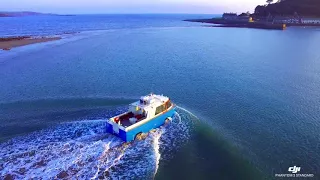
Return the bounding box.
[106,94,176,142]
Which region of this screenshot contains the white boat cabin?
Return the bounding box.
[109,94,173,130]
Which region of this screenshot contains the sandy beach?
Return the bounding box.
[0,36,61,50]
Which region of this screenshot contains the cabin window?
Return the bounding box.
[155,104,165,115]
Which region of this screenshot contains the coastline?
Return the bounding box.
[0,36,62,50]
[184,18,286,30]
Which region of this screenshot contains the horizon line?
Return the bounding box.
[0,11,224,16]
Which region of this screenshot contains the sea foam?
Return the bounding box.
[0,109,193,179]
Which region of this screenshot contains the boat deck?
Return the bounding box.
[117,112,146,128]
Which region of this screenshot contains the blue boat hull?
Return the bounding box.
[106,107,176,142]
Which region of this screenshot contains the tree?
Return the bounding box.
[255,0,320,17]
[266,0,273,4]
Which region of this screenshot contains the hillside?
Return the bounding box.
[0,11,55,17]
[254,0,320,17]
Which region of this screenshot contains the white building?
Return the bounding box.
[301,18,320,24]
[273,17,300,24]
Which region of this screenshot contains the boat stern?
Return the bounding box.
[106,120,128,141]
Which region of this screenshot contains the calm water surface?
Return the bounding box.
[0,15,320,179]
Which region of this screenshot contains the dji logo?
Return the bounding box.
[288,166,301,173]
[275,166,313,178]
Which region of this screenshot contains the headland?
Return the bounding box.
[0,11,71,17]
[185,0,320,30]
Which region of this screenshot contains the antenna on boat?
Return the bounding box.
[150,83,155,95]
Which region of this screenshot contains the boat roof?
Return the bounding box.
[130,94,169,111]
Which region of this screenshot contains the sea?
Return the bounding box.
[0,14,320,179]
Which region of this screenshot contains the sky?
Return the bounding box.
[1,0,267,14]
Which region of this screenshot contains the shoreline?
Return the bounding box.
[184,18,286,30]
[185,17,320,31]
[0,36,62,50]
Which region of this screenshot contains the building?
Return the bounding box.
[237,16,251,22]
[222,13,238,20]
[222,13,253,22]
[273,17,300,24]
[301,18,320,24]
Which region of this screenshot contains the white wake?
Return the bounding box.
[0,110,193,179]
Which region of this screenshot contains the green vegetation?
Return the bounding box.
[254,0,320,17]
